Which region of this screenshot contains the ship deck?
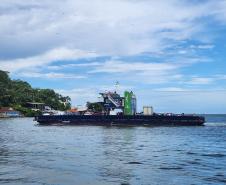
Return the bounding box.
[35,114,205,126]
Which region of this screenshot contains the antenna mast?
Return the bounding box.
[115,81,119,93]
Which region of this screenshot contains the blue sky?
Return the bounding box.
[0,0,226,113]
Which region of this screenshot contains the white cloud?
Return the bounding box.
[0,0,225,74]
[19,72,86,79]
[0,0,225,61]
[47,62,102,71]
[211,0,226,23]
[215,74,226,80]
[87,59,185,84]
[0,47,97,72]
[190,44,215,49]
[89,60,177,73]
[153,87,189,92]
[187,77,214,85]
[1,0,226,113]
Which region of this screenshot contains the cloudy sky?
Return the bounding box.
[1,0,226,113]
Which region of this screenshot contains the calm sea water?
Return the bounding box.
[0,115,226,185]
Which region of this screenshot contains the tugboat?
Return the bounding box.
[35,90,205,126]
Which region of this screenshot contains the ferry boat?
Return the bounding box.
[35,90,205,126]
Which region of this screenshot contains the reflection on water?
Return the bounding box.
[0,117,226,185]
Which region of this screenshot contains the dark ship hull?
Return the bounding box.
[35,114,205,126]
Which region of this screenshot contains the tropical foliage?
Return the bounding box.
[0,70,71,114]
[86,102,103,112]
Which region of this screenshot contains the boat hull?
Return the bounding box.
[35,115,205,126]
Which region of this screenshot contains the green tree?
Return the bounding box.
[87,102,103,112]
[0,70,11,107]
[0,70,71,112]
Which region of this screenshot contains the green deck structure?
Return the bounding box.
[124,91,132,115]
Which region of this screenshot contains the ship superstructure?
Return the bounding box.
[98,91,136,115]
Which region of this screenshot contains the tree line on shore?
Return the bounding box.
[0,70,71,116]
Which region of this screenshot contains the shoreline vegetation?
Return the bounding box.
[0,70,71,117]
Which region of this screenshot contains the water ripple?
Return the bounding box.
[0,117,226,185]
